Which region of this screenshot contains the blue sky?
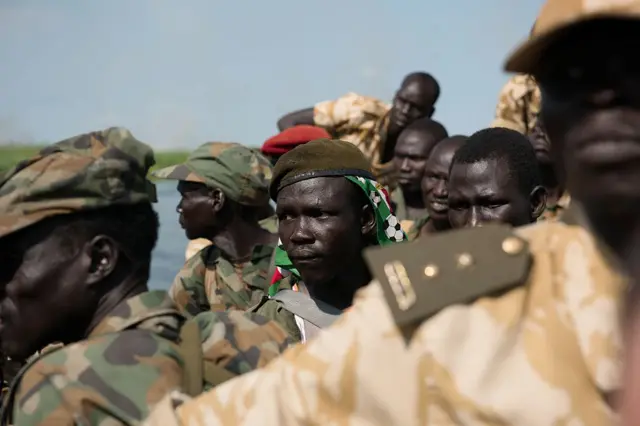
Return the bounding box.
[0,0,544,149]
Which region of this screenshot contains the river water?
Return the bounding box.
[148,182,188,290]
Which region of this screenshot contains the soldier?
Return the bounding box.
[141,0,633,424]
[447,127,546,228]
[390,117,448,228]
[277,72,440,188]
[490,73,540,135]
[528,118,571,221]
[153,143,279,314]
[406,135,468,240]
[250,139,406,342]
[0,128,291,425]
[260,125,331,166]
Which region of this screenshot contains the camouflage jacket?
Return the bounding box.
[313,92,397,188]
[405,214,430,241]
[490,74,541,135]
[2,291,290,426]
[143,221,625,425]
[170,242,276,316]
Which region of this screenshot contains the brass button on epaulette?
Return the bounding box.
[456,253,474,268]
[423,264,439,278]
[502,237,524,255]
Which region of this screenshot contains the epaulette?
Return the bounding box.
[364,224,531,327]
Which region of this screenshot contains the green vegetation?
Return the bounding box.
[0,145,189,176]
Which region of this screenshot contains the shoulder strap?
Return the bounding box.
[271,289,342,329]
[364,223,532,327]
[178,320,238,397]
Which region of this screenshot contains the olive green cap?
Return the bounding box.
[270,138,373,199]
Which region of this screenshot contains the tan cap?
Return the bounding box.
[505,0,640,73]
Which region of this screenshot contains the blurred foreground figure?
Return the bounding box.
[0,128,291,426]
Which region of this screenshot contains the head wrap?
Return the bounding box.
[268,139,406,295]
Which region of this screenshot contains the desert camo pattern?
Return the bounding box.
[170,242,276,315]
[143,221,625,426]
[313,92,391,165]
[5,291,291,425]
[490,74,541,135]
[0,127,156,240]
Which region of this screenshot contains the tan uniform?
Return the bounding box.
[538,192,572,222]
[144,220,625,425]
[490,74,541,135]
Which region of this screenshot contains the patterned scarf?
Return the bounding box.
[268,176,406,296]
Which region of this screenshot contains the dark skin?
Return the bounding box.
[275,177,376,310]
[420,137,466,236]
[177,181,276,260]
[531,21,640,424]
[528,120,564,207]
[0,220,144,361]
[277,77,437,163]
[447,158,546,228]
[393,127,441,220]
[535,20,640,261]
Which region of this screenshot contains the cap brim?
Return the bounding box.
[505,11,640,74]
[151,164,205,184]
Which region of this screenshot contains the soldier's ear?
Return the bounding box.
[360,203,376,237]
[530,186,547,220]
[209,188,225,213]
[85,235,119,286]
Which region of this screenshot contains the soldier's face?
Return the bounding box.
[0,220,112,360]
[276,177,373,291]
[391,82,435,129]
[537,20,640,223]
[177,181,219,240]
[393,129,437,192]
[447,158,543,229]
[421,141,459,223]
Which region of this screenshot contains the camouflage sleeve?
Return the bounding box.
[490,75,529,134]
[13,330,182,426]
[194,310,292,381]
[169,247,211,317]
[313,92,390,131]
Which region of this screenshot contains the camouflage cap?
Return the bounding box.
[505,0,640,73]
[0,127,156,239]
[152,142,272,207]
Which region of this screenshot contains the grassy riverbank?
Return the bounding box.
[0,145,189,175]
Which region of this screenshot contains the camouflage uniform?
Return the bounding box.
[153,143,278,314]
[184,215,278,261]
[538,192,571,222]
[313,92,397,187]
[144,221,625,425]
[0,128,291,426]
[405,214,431,241]
[490,74,541,135]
